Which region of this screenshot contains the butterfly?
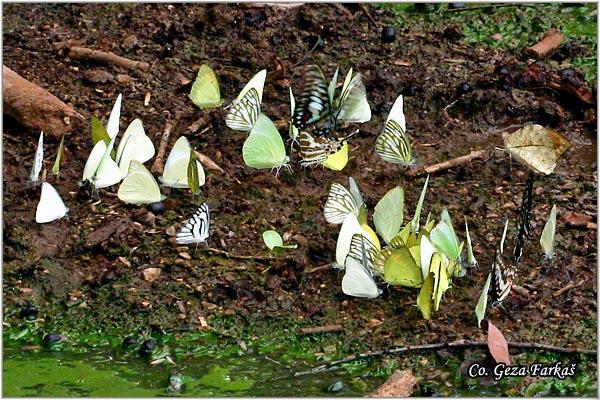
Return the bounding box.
[292,65,333,132]
[117,160,165,205]
[106,93,122,138]
[30,131,44,183]
[115,118,156,179]
[323,180,364,225]
[347,231,380,274]
[540,204,557,259]
[342,234,380,298]
[242,113,290,173]
[298,129,356,168]
[502,124,571,175]
[332,67,371,124]
[491,220,517,307]
[36,182,69,223]
[176,203,210,245]
[82,134,122,189]
[375,94,413,165]
[288,87,300,146]
[160,136,205,189]
[335,213,380,270]
[189,64,223,109]
[225,69,267,132]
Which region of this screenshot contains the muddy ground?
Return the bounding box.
[3,2,597,384]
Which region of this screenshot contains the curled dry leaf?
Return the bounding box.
[487,320,511,365]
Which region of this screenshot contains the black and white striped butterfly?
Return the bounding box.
[292,65,333,132]
[375,94,413,165]
[176,203,210,245]
[323,180,363,224]
[225,87,262,132]
[491,250,517,307]
[298,130,355,168]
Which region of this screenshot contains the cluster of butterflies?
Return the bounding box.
[323,175,479,317]
[189,63,415,173]
[32,94,213,247]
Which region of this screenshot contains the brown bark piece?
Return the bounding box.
[3,65,84,139]
[406,149,487,177]
[523,29,564,59]
[367,370,417,397]
[299,324,343,335]
[67,46,150,71]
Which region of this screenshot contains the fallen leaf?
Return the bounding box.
[487,321,510,364]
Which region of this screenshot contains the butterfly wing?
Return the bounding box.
[116,119,156,178]
[292,65,332,130]
[189,65,223,109]
[117,160,163,205]
[324,183,360,224]
[320,141,349,171]
[334,70,371,123]
[106,93,122,138]
[176,203,210,244]
[347,232,379,274]
[491,251,516,305]
[36,182,69,223]
[236,69,267,103]
[225,87,261,132]
[540,205,557,259]
[342,257,379,298]
[30,131,44,183]
[242,113,288,170]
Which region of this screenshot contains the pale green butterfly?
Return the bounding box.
[464,217,478,268]
[334,68,371,123]
[540,204,557,259]
[475,272,492,328]
[225,69,266,132]
[82,134,121,189]
[117,160,165,205]
[375,94,413,165]
[242,113,290,173]
[159,136,205,189]
[373,186,404,245]
[189,64,223,109]
[410,175,429,233]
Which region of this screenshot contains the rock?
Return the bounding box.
[142,267,161,282]
[20,304,38,321]
[368,370,417,397]
[121,35,139,52]
[381,26,396,43]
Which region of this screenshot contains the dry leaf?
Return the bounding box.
[487,321,511,364]
[368,370,417,397]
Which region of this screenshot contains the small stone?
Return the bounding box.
[121,35,139,52]
[142,267,161,282]
[496,65,510,76]
[116,74,134,85]
[458,82,472,94]
[147,202,165,215]
[327,381,345,393]
[140,338,157,356]
[166,226,177,236]
[20,304,38,321]
[490,33,503,41]
[381,26,396,43]
[122,335,137,347]
[43,333,63,346]
[402,85,418,97]
[133,209,155,227]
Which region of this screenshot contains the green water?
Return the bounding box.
[3,346,384,397]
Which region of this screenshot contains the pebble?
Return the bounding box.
[381,26,396,43]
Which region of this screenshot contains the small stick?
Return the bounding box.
[67,46,150,71]
[303,263,332,274]
[407,149,487,177]
[553,279,585,298]
[359,4,378,26]
[300,324,343,335]
[205,247,274,262]
[523,29,564,59]
[194,151,225,173]
[294,339,596,377]
[151,119,175,174]
[447,3,535,13]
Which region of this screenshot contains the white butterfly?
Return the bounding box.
[36,182,69,223]
[225,69,267,132]
[176,203,210,245]
[323,180,363,224]
[30,131,44,183]
[334,68,371,124]
[117,160,164,205]
[115,118,156,179]
[160,136,205,189]
[106,93,122,138]
[540,204,557,259]
[342,235,379,298]
[375,94,413,165]
[82,134,122,189]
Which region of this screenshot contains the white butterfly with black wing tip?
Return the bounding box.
[225,69,267,132]
[30,131,44,183]
[176,203,210,245]
[36,182,69,223]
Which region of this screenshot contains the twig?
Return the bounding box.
[334,3,354,17]
[294,339,596,377]
[300,324,343,335]
[407,149,487,177]
[523,29,564,60]
[67,46,150,71]
[359,4,378,26]
[303,263,332,274]
[446,3,535,13]
[151,119,175,174]
[553,279,586,298]
[205,247,274,262]
[194,151,225,173]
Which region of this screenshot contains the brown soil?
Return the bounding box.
[3,4,597,355]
